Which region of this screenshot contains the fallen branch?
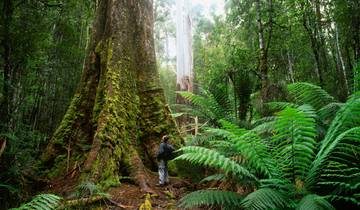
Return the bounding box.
[61,195,106,208]
[60,195,133,209]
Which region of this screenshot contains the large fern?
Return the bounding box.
[272,105,317,181]
[175,146,257,181]
[210,125,279,178]
[287,82,335,110]
[10,194,62,210]
[178,190,243,209]
[177,89,360,209]
[178,91,236,125]
[240,188,291,210]
[296,194,335,210]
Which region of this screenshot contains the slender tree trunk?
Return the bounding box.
[0,0,13,131]
[334,25,349,97]
[302,1,324,86]
[287,50,295,83]
[255,0,270,103]
[176,0,193,92]
[314,0,329,75]
[352,0,360,62]
[175,0,193,129]
[42,0,179,191]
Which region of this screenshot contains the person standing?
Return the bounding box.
[156,135,174,186]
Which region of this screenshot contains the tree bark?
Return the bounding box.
[255,0,274,104]
[287,50,295,83]
[301,1,325,87]
[176,0,193,92]
[335,25,349,96]
[255,0,269,103]
[41,0,179,191]
[0,0,13,131]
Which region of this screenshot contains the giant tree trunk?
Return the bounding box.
[41,0,179,191]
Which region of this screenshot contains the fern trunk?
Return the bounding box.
[41,0,179,191]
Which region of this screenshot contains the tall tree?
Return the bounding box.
[176,0,193,92]
[0,0,13,130]
[255,0,272,103]
[41,0,179,192]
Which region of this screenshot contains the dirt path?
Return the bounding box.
[47,172,192,209]
[109,176,190,209]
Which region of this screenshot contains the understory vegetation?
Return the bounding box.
[175,83,360,209]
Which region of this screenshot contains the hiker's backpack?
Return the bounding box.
[157,143,175,160]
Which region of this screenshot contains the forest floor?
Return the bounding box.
[46,171,193,209]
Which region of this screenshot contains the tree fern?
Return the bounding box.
[296,194,335,210]
[287,83,335,110]
[265,101,298,113]
[252,116,276,136]
[319,92,360,149]
[317,102,343,125]
[307,127,360,199]
[272,105,317,181]
[177,90,360,209]
[178,190,243,209]
[175,146,257,181]
[307,93,360,189]
[10,194,61,210]
[240,188,291,210]
[231,131,279,178]
[206,122,279,178]
[73,182,109,198]
[200,174,226,183]
[178,91,236,124]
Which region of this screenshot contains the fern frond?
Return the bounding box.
[273,105,317,180]
[287,82,335,110]
[200,174,226,183]
[317,102,343,124]
[185,133,217,146]
[306,93,360,188]
[260,178,295,192]
[325,195,360,206]
[233,131,280,178]
[219,120,249,136]
[265,101,298,113]
[252,121,276,136]
[319,92,360,150]
[178,190,243,209]
[241,188,291,210]
[297,194,335,210]
[178,91,236,124]
[207,122,279,178]
[307,127,360,189]
[11,194,62,210]
[74,182,110,198]
[175,146,257,181]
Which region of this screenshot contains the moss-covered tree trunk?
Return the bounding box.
[41,0,178,192]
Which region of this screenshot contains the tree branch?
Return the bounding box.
[39,0,63,8]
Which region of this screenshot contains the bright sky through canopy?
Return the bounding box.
[165,0,225,60]
[191,0,225,16]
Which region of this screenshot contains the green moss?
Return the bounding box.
[47,154,67,179]
[98,159,120,189]
[47,154,85,179]
[52,94,82,146]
